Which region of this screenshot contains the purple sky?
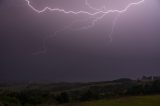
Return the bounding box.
[0,0,160,82]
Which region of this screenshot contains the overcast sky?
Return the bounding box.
[1,0,160,82]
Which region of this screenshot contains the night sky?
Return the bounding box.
[1,0,160,82]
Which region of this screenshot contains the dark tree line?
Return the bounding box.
[0,78,160,105]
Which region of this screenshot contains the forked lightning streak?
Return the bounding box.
[24,0,145,54]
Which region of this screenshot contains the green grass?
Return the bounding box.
[59,95,160,106]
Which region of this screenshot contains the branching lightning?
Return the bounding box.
[25,0,145,54]
[25,0,145,15]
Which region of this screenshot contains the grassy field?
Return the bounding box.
[59,95,160,106]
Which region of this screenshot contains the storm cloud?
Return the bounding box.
[0,0,160,82]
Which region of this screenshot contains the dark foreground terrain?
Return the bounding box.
[0,76,160,106]
[58,95,160,106]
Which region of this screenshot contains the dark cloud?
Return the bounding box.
[0,0,160,82]
[0,0,4,4]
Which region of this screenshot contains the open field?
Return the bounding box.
[60,95,160,106]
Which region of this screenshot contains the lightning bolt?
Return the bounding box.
[25,0,145,15]
[25,0,145,54]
